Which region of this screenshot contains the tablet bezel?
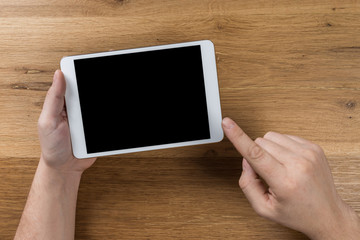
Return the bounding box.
[60,40,223,158]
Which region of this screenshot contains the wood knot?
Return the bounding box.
[332,7,345,11]
[216,22,224,31]
[11,84,29,90]
[10,82,51,91]
[204,149,218,157]
[345,101,356,110]
[15,67,44,74]
[113,0,129,5]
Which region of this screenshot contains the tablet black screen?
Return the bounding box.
[74,45,210,154]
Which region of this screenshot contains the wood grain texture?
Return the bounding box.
[1,0,359,239]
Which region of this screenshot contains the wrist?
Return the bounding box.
[37,158,82,194]
[310,200,360,240]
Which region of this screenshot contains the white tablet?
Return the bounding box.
[60,40,223,158]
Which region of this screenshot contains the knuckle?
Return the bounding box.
[311,143,324,154]
[301,148,319,161]
[264,131,276,139]
[281,161,314,192]
[37,117,45,130]
[254,137,263,144]
[296,160,314,174]
[238,175,250,190]
[38,116,55,133]
[233,126,245,139]
[247,144,264,160]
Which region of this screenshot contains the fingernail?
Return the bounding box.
[222,117,235,129]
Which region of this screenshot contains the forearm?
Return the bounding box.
[15,158,82,240]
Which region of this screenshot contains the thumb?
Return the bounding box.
[42,70,66,119]
[239,158,272,218]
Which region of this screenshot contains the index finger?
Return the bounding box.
[222,117,284,186]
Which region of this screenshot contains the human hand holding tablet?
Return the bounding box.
[60,40,223,158]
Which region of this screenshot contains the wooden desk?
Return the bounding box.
[1,0,359,239]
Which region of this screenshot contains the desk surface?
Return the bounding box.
[1,0,360,239]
